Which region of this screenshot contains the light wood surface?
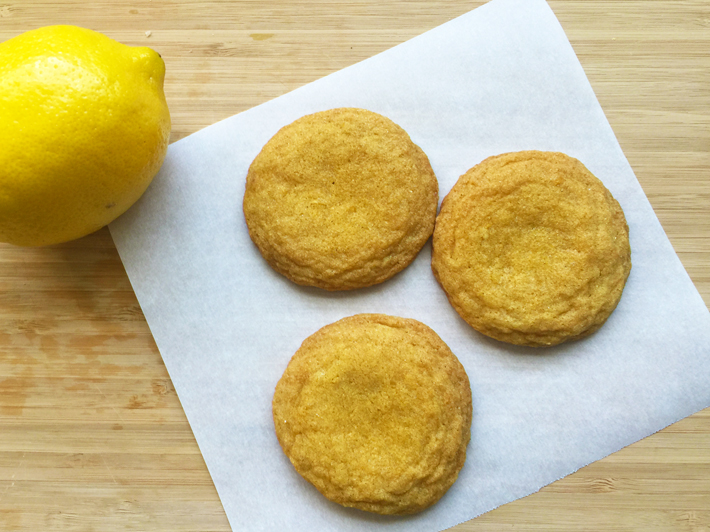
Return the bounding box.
[1,1,708,530]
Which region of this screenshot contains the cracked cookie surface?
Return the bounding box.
[243,108,438,290]
[272,313,472,515]
[432,151,631,347]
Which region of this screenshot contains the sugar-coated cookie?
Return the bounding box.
[272,313,472,514]
[432,151,631,347]
[243,108,438,290]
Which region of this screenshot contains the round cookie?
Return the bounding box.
[272,313,472,515]
[431,151,631,347]
[243,108,438,291]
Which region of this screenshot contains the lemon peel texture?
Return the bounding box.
[0,25,171,246]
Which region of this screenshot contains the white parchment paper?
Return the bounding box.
[110,0,710,530]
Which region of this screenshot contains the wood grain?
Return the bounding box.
[1,1,708,530]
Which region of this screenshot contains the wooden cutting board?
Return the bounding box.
[1,1,708,530]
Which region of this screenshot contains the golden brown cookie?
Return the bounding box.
[243,108,438,291]
[431,151,631,347]
[272,314,472,515]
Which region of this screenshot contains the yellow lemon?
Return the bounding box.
[0,25,171,246]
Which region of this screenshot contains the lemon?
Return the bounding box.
[0,25,171,246]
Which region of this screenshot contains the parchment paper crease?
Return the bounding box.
[110,0,710,530]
